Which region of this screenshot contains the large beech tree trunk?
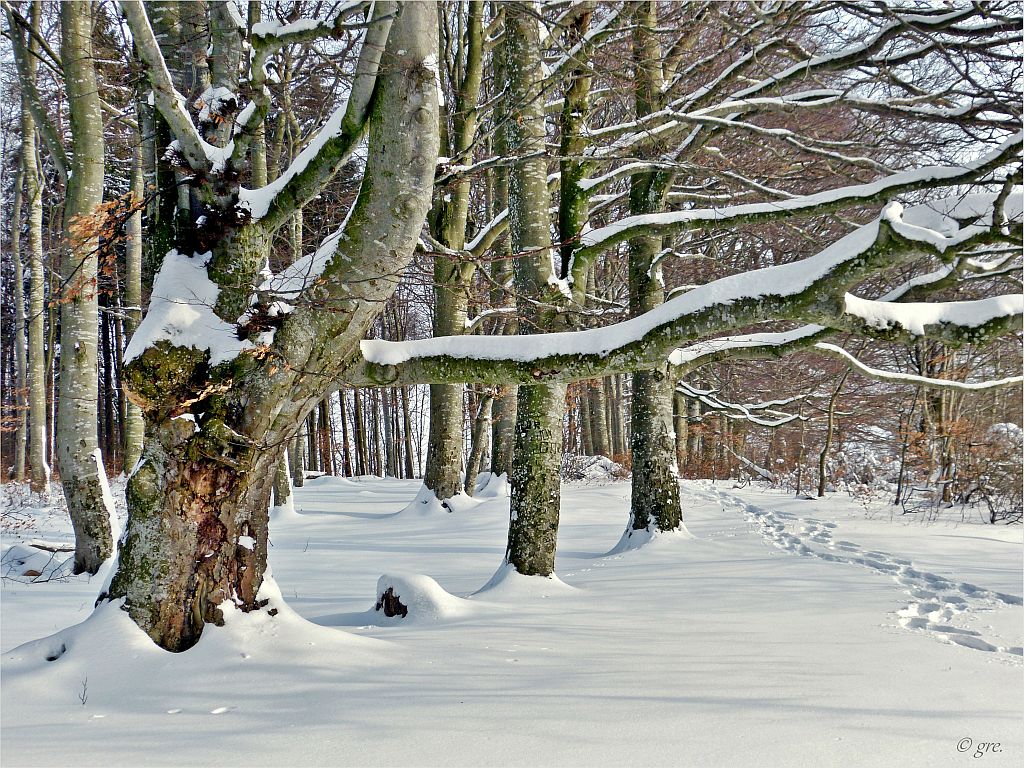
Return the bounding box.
[107,1,439,651]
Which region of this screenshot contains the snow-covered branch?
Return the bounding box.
[575,135,1022,261]
[239,1,396,231]
[119,0,211,173]
[348,190,1022,388]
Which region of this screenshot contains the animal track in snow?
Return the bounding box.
[696,486,1023,659]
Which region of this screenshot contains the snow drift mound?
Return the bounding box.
[1,541,74,581]
[473,563,577,598]
[373,573,473,621]
[607,524,695,555]
[400,485,481,515]
[562,455,629,483]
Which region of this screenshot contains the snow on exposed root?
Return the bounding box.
[2,574,386,714]
[270,494,301,524]
[400,484,481,515]
[373,573,474,622]
[473,563,577,599]
[606,523,695,555]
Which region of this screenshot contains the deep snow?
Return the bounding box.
[2,477,1021,767]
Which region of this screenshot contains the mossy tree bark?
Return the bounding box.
[502,1,568,577]
[625,1,682,535]
[107,0,439,651]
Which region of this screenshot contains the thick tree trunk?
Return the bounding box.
[424,381,464,496]
[624,1,682,535]
[422,1,482,503]
[109,0,439,651]
[57,0,113,573]
[629,370,681,531]
[107,422,278,652]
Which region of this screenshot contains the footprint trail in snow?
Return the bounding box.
[696,485,1023,659]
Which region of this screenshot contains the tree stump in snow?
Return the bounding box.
[375,587,408,618]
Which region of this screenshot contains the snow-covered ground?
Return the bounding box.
[2,477,1021,767]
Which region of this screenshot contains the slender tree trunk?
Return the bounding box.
[401,386,416,478]
[673,390,687,471]
[818,369,850,497]
[100,294,116,465]
[339,390,352,476]
[272,451,292,510]
[589,379,610,456]
[20,3,50,494]
[318,399,334,476]
[353,389,367,476]
[464,391,493,494]
[10,166,28,482]
[57,0,113,573]
[290,426,305,488]
[123,143,145,470]
[579,384,594,456]
[381,386,396,477]
[491,386,516,477]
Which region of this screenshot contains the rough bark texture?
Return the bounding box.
[507,382,566,576]
[57,0,113,573]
